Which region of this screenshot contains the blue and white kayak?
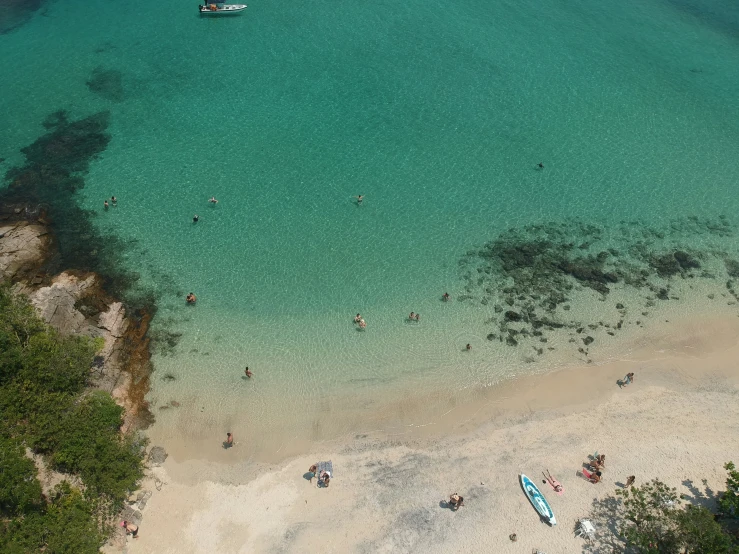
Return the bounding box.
[520,474,556,525]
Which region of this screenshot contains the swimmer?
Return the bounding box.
[537,162,544,169]
[193,214,199,223]
[245,366,253,378]
[186,292,197,304]
[442,292,450,301]
[354,313,362,323]
[209,196,218,204]
[466,343,471,351]
[358,318,366,329]
[414,313,420,322]
[104,200,109,209]
[353,195,364,205]
[111,196,117,205]
[409,312,415,321]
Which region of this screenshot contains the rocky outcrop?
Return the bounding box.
[0,213,151,431]
[0,220,50,282]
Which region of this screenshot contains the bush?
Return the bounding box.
[0,482,105,554]
[719,462,739,518]
[615,478,737,553]
[0,436,43,517]
[0,285,145,546]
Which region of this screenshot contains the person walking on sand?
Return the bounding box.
[225,432,233,448]
[245,366,253,378]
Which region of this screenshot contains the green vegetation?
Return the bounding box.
[0,285,145,553]
[608,469,739,553]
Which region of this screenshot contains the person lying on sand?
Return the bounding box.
[590,470,602,484]
[543,469,563,493]
[449,493,464,510]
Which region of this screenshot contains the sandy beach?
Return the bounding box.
[118,315,739,554]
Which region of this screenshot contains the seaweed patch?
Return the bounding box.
[459,217,738,357]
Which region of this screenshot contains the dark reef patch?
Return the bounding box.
[86,66,125,103]
[0,0,46,34]
[1,109,160,313]
[458,218,738,358]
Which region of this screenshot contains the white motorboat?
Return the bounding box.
[199,3,247,15]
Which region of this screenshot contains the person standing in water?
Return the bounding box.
[104,200,109,210]
[245,367,253,378]
[111,196,117,205]
[193,214,199,223]
[353,195,364,205]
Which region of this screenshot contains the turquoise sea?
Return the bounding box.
[2,0,739,458]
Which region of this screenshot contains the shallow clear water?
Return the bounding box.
[2,0,739,457]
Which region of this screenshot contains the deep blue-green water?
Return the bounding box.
[2,0,739,457]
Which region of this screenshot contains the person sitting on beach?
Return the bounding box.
[186,292,197,304]
[449,493,464,510]
[309,464,318,482]
[319,470,331,487]
[354,313,362,323]
[442,292,450,302]
[590,470,602,484]
[209,196,218,204]
[414,313,420,322]
[122,521,139,538]
[245,366,253,378]
[225,432,233,448]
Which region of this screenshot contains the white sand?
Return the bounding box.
[122,316,739,553]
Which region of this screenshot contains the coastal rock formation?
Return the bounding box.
[0,220,49,280]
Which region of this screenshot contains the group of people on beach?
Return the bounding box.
[308,465,331,487]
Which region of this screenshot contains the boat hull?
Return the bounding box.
[199,4,247,15]
[520,474,557,525]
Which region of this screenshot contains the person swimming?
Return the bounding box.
[111,196,117,205]
[353,195,364,205]
[354,313,362,323]
[244,366,253,378]
[193,214,199,223]
[442,292,450,301]
[104,200,109,209]
[209,196,218,204]
[186,292,197,304]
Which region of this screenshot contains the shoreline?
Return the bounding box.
[126,313,739,553]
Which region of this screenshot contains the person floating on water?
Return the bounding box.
[186,292,197,304]
[353,195,364,205]
[209,196,218,204]
[193,214,199,223]
[245,366,253,378]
